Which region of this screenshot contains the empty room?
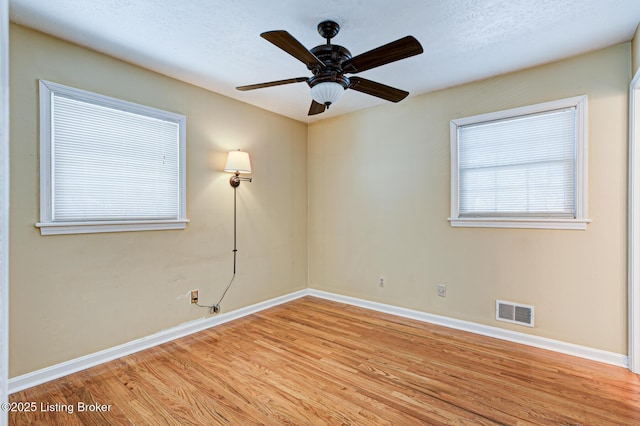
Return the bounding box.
[2,0,640,424]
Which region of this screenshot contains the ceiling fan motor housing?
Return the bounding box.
[308,44,352,89]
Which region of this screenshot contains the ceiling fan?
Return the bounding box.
[236,20,424,116]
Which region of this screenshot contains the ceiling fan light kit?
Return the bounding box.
[237,20,423,116]
[310,81,344,106]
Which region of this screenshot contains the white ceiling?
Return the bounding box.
[9,0,640,123]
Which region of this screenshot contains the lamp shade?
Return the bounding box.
[310,82,344,106]
[224,150,252,174]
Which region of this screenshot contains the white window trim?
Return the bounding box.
[36,80,189,235]
[449,95,590,230]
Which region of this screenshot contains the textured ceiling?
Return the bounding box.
[9,0,640,123]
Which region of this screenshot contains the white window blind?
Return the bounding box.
[449,96,589,230]
[38,80,188,235]
[52,95,180,221]
[457,108,576,217]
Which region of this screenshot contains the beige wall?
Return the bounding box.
[308,43,631,354]
[9,21,634,378]
[9,24,308,377]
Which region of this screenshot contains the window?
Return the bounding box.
[449,96,589,230]
[37,80,188,235]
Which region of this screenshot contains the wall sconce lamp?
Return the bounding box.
[196,149,252,314]
[224,149,252,187]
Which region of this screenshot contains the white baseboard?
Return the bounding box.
[306,289,628,368]
[9,288,628,393]
[8,290,307,394]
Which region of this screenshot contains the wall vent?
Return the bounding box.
[496,300,534,327]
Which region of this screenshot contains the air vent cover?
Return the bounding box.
[496,300,534,327]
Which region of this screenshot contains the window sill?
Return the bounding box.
[448,217,591,230]
[35,219,189,235]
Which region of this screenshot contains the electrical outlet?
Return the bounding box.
[379,277,384,287]
[437,283,447,298]
[190,289,198,304]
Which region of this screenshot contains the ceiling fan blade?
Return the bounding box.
[236,77,308,91]
[348,77,409,102]
[308,100,326,116]
[261,30,325,69]
[342,36,423,74]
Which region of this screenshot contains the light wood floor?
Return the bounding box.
[9,296,640,425]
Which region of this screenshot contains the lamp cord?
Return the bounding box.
[195,184,239,314]
[216,184,239,306]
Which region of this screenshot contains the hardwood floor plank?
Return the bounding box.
[9,296,640,424]
[292,298,637,424]
[247,314,504,424]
